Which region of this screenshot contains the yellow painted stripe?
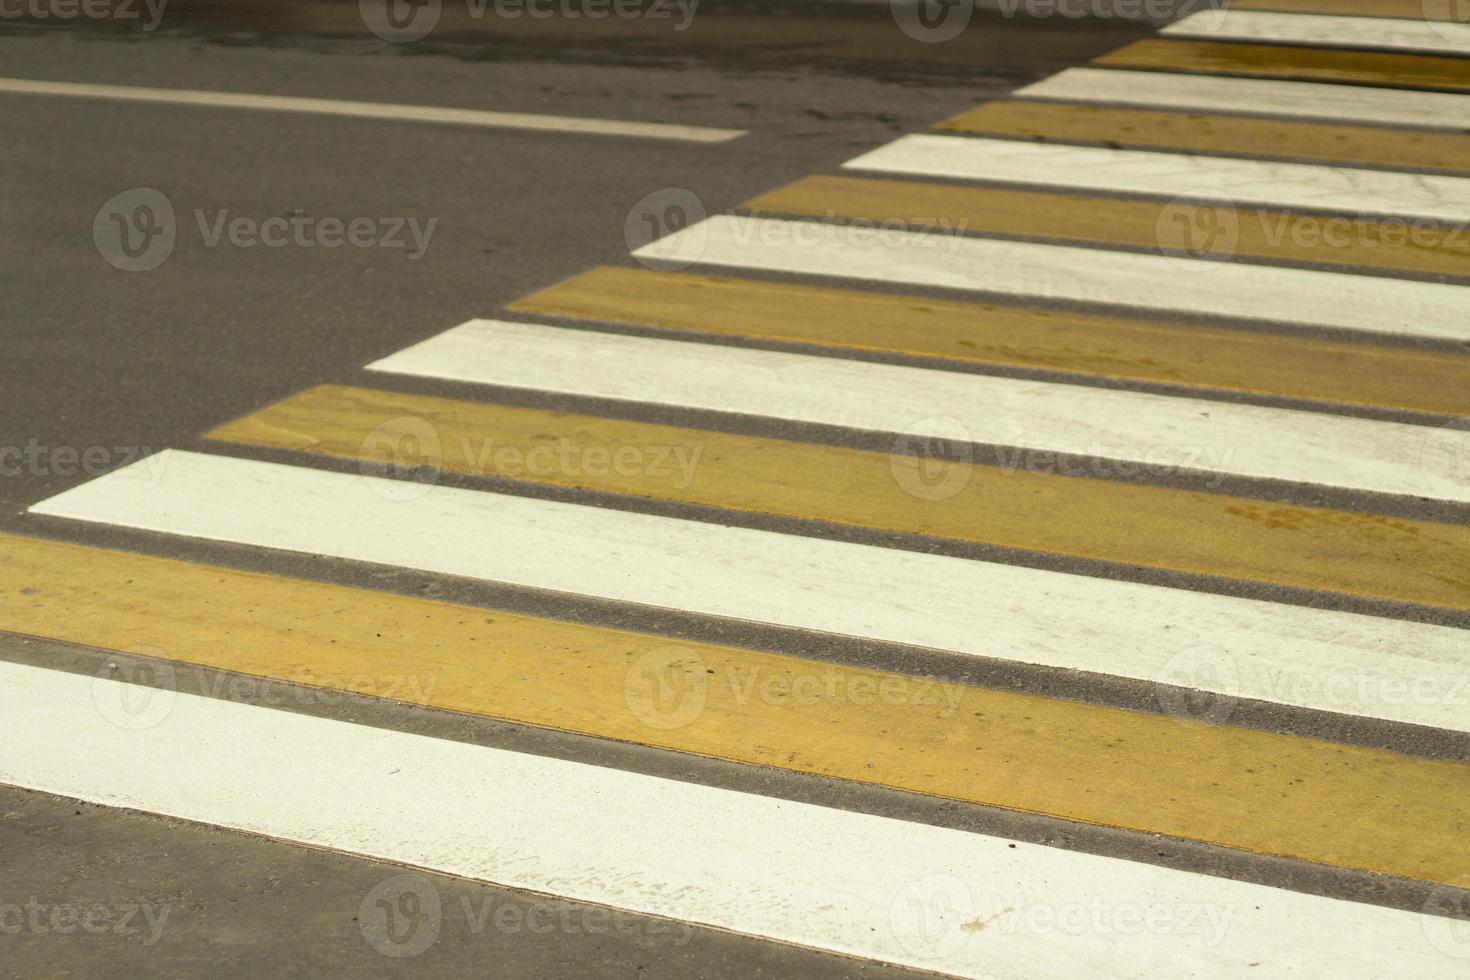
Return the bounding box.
[209,383,1470,613]
[936,100,1470,176]
[746,174,1470,279]
[1232,0,1464,20]
[505,265,1470,418]
[4,531,1469,885]
[1097,39,1470,94]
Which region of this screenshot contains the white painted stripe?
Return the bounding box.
[621,214,1470,343]
[7,660,1465,978]
[844,134,1470,224]
[0,77,745,144]
[370,320,1470,501]
[1164,10,1470,56]
[1019,68,1470,132]
[29,450,1470,731]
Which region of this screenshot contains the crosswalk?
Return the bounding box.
[1019,68,1470,128]
[5,3,1470,975]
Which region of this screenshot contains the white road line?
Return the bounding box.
[1164,10,1470,56]
[29,450,1470,731]
[369,320,1470,502]
[1018,68,1470,132]
[8,661,1465,978]
[623,214,1470,343]
[844,134,1470,224]
[0,77,746,144]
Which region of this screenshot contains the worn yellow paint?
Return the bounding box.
[1230,0,1463,19]
[208,384,1470,612]
[3,531,1468,885]
[746,174,1470,279]
[936,100,1470,176]
[506,266,1470,418]
[1097,39,1470,93]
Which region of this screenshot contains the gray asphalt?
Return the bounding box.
[4,3,1467,977]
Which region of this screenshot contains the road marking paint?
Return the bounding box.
[749,174,1470,279]
[367,319,1470,502]
[624,214,1470,343]
[937,100,1470,176]
[368,319,1470,502]
[1164,11,1470,56]
[7,660,1468,975]
[29,451,1470,734]
[0,77,746,143]
[213,383,1470,612]
[1096,40,1470,94]
[1230,0,1463,18]
[8,532,1470,889]
[513,267,1470,416]
[842,135,1470,226]
[1018,68,1470,132]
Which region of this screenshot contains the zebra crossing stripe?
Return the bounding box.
[1229,0,1465,19]
[1163,11,1470,57]
[842,135,1470,225]
[747,174,1470,279]
[1019,68,1470,132]
[1096,40,1470,94]
[212,382,1470,612]
[26,450,1470,736]
[624,214,1470,342]
[936,101,1470,176]
[6,657,1468,976]
[366,318,1470,502]
[513,266,1470,415]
